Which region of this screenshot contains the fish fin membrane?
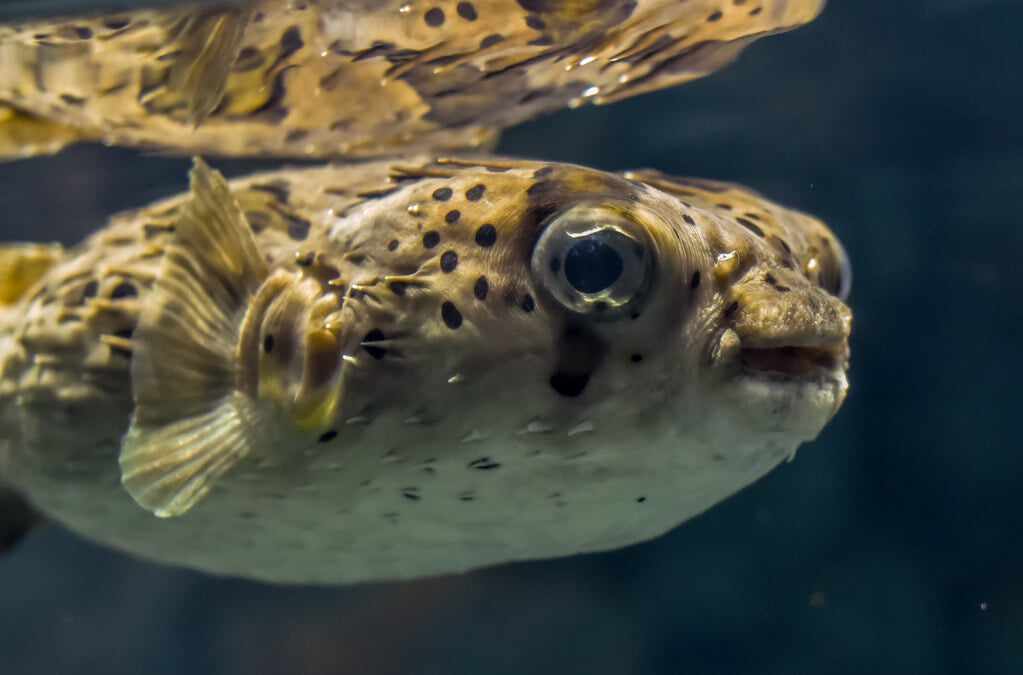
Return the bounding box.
[0,486,42,553]
[0,106,83,161]
[0,243,63,305]
[120,157,268,518]
[166,9,252,127]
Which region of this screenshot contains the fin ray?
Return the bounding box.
[120,158,268,517]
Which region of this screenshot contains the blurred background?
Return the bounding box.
[2,1,1022,673]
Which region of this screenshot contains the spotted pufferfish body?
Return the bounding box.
[0,157,850,584]
[0,0,824,159]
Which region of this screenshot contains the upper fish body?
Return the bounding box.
[0,157,850,584]
[0,0,825,159]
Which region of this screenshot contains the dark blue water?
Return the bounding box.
[2,2,1021,674]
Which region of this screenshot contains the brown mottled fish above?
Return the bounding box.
[0,0,825,159]
[0,157,850,584]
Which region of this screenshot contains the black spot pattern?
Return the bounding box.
[440,251,459,273]
[110,281,138,299]
[423,231,440,248]
[263,335,274,353]
[432,187,453,201]
[445,210,461,224]
[389,281,407,296]
[465,184,486,201]
[475,224,497,247]
[550,372,589,398]
[387,239,399,251]
[474,276,489,300]
[318,429,338,443]
[683,214,696,226]
[441,302,463,329]
[287,217,311,241]
[521,294,535,312]
[424,7,445,26]
[81,280,99,299]
[736,217,765,238]
[707,10,723,21]
[362,328,387,359]
[480,34,503,48]
[456,2,478,20]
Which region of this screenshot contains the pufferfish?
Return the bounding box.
[0,156,850,584]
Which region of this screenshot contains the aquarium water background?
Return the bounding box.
[1,1,1021,673]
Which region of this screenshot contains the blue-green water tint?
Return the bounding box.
[2,1,1022,673]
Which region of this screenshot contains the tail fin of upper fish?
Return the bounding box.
[0,106,84,161]
[119,158,271,518]
[0,242,63,304]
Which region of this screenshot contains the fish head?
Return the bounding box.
[328,160,851,451]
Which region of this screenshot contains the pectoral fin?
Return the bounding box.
[120,158,269,517]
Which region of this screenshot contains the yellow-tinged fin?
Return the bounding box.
[166,9,252,127]
[0,106,84,161]
[0,243,63,304]
[120,158,268,518]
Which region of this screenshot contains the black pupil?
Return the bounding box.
[563,238,624,294]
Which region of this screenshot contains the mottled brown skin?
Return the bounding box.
[0,0,825,159]
[0,157,849,583]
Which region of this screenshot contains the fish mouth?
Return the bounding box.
[739,344,845,381]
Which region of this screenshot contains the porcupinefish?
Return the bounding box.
[0,157,850,584]
[0,0,825,159]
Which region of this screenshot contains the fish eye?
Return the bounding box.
[531,205,653,317]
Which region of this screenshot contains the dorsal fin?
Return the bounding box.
[119,158,270,517]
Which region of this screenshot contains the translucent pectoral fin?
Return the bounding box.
[120,158,269,517]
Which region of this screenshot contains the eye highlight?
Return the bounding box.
[531,205,654,317]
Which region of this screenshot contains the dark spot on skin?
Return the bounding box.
[318,430,338,443]
[468,457,501,470]
[456,2,478,20]
[750,7,762,16]
[432,187,453,201]
[778,239,792,254]
[631,353,643,363]
[103,17,130,30]
[423,231,441,248]
[736,217,765,238]
[521,294,535,312]
[362,328,387,359]
[110,281,137,299]
[441,301,463,329]
[402,488,421,501]
[480,34,503,48]
[636,496,647,503]
[691,270,701,288]
[287,217,311,241]
[424,8,445,27]
[525,15,546,30]
[550,371,590,398]
[233,46,264,72]
[445,209,461,224]
[474,276,489,300]
[707,10,723,21]
[81,280,99,299]
[389,281,407,296]
[440,251,459,273]
[683,214,696,226]
[743,211,761,221]
[533,166,553,179]
[724,301,740,319]
[59,93,86,106]
[764,273,791,292]
[263,335,274,353]
[475,224,497,247]
[278,26,304,63]
[387,239,399,252]
[250,180,290,203]
[465,184,486,201]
